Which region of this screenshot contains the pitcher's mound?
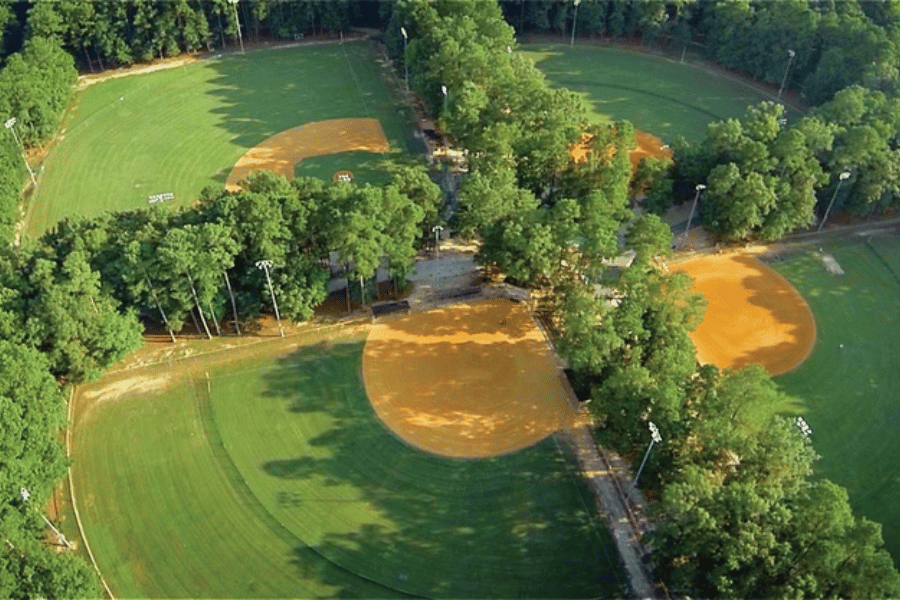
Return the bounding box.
[362,300,577,459]
[676,254,816,375]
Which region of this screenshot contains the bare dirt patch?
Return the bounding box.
[225,118,389,190]
[675,254,816,375]
[570,129,672,171]
[362,299,577,459]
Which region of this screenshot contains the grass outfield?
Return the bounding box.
[25,42,419,239]
[72,335,622,598]
[770,239,900,567]
[524,44,790,141]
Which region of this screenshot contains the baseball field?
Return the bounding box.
[770,237,900,566]
[71,302,623,598]
[525,44,791,142]
[675,239,900,568]
[24,41,420,238]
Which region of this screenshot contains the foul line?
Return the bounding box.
[66,387,116,600]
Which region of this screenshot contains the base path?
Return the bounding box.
[676,254,816,375]
[361,299,579,459]
[226,118,389,190]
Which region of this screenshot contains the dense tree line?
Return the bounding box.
[0,35,76,242]
[25,0,390,70]
[649,85,900,240]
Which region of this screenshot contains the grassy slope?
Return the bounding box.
[73,338,622,598]
[524,44,782,141]
[771,240,900,566]
[25,42,418,239]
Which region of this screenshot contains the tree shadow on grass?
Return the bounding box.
[257,341,625,598]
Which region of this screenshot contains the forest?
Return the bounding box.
[2,1,900,598]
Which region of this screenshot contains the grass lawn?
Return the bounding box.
[72,334,622,598]
[25,41,420,239]
[770,239,900,567]
[524,44,789,142]
[294,150,393,186]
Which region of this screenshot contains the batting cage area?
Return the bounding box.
[70,313,623,598]
[675,253,816,376]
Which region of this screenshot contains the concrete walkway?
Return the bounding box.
[558,426,660,600]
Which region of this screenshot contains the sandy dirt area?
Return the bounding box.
[362,299,578,459]
[570,129,672,171]
[225,118,389,190]
[675,254,816,375]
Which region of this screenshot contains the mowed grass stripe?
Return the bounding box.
[209,341,622,598]
[27,42,418,238]
[72,377,399,598]
[525,44,784,141]
[771,240,900,567]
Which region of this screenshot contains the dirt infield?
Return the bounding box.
[225,118,389,190]
[676,254,816,375]
[570,129,671,171]
[361,299,578,458]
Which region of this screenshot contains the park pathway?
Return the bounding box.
[557,426,660,600]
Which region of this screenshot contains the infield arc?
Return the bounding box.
[361,300,577,459]
[226,118,389,191]
[676,254,816,376]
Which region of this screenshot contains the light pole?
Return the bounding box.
[441,85,448,115]
[255,260,284,337]
[632,422,662,492]
[778,49,795,101]
[228,0,244,54]
[4,118,36,186]
[570,0,582,47]
[19,488,71,549]
[400,27,409,92]
[818,171,850,232]
[432,225,444,258]
[683,183,706,247]
[795,416,813,438]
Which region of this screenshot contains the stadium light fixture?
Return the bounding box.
[632,422,662,495]
[255,260,284,337]
[570,0,582,47]
[4,117,36,186]
[682,183,706,248]
[228,0,244,54]
[400,27,409,92]
[778,49,795,101]
[19,487,72,549]
[432,225,444,258]
[818,170,851,232]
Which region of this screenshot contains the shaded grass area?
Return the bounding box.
[524,44,784,142]
[72,335,622,598]
[770,239,900,567]
[211,341,623,598]
[26,42,419,238]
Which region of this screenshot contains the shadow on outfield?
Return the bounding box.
[257,342,624,599]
